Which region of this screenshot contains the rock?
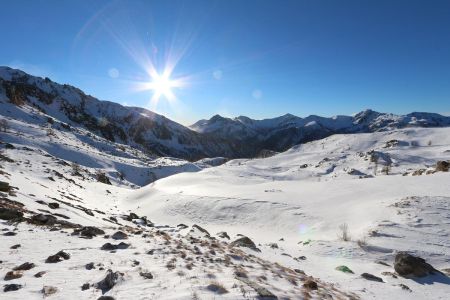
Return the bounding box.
[10,244,21,249]
[45,250,70,263]
[48,202,60,209]
[399,283,412,292]
[0,181,11,192]
[217,231,230,239]
[4,270,23,280]
[81,283,90,291]
[191,224,210,236]
[303,279,318,290]
[41,286,58,296]
[98,296,115,300]
[3,231,16,236]
[230,236,260,252]
[96,270,123,294]
[394,252,440,278]
[85,262,95,270]
[381,271,397,278]
[335,265,354,274]
[55,250,70,260]
[177,223,188,229]
[0,207,23,220]
[101,242,130,251]
[13,262,35,271]
[206,282,228,294]
[125,212,139,221]
[73,226,105,238]
[111,231,128,240]
[436,160,450,172]
[268,243,278,249]
[4,284,22,292]
[139,271,153,279]
[31,214,57,226]
[375,260,391,267]
[34,271,46,278]
[361,273,383,282]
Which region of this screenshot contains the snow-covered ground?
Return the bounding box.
[127,127,450,299]
[1,117,450,299]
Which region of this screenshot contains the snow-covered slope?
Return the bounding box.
[0,66,238,160]
[127,127,450,299]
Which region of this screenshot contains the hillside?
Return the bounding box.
[1,118,450,298]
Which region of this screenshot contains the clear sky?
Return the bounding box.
[1,0,450,125]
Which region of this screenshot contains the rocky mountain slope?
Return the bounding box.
[2,66,450,160]
[0,67,238,161]
[190,110,450,154]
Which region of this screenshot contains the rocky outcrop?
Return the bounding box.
[394,252,441,278]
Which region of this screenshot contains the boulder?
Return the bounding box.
[96,270,123,294]
[0,181,11,192]
[31,214,57,226]
[0,208,23,220]
[230,236,260,252]
[45,250,70,263]
[4,270,23,280]
[13,262,35,271]
[73,226,105,238]
[111,231,128,240]
[436,160,450,172]
[101,242,130,251]
[48,202,60,209]
[4,284,22,292]
[394,252,440,278]
[303,279,318,290]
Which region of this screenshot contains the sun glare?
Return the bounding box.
[148,72,175,100]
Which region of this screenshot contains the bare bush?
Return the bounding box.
[357,236,368,248]
[338,223,351,241]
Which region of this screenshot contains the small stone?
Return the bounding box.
[361,273,384,282]
[98,296,115,300]
[4,270,23,280]
[10,244,21,249]
[85,262,95,270]
[14,262,35,271]
[4,284,22,292]
[34,271,46,278]
[81,283,90,291]
[41,285,58,296]
[48,202,60,209]
[303,279,318,290]
[139,271,153,279]
[3,231,17,236]
[399,283,412,292]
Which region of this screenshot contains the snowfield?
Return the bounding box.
[1,105,450,299]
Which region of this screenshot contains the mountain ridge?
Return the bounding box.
[2,66,450,159]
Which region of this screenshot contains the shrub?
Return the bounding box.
[338,223,351,241]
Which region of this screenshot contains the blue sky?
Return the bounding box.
[1,0,450,125]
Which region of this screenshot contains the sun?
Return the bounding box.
[147,72,176,101]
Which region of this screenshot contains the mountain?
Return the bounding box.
[2,66,450,160]
[0,66,238,161]
[190,109,450,153]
